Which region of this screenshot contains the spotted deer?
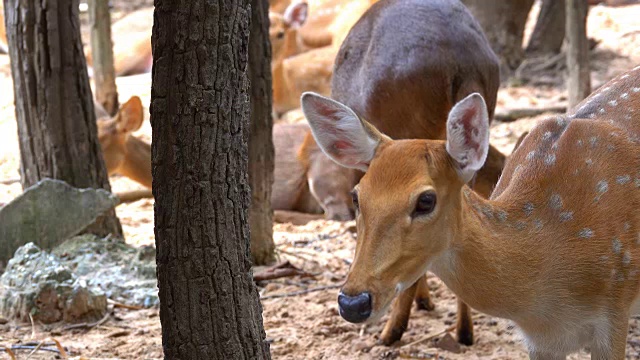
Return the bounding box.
[301,63,640,359]
[302,0,504,346]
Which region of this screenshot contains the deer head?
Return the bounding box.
[300,91,490,323]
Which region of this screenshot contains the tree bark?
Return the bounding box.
[461,0,535,80]
[151,0,271,358]
[89,0,119,115]
[248,0,276,266]
[4,0,122,238]
[526,0,566,55]
[566,0,591,108]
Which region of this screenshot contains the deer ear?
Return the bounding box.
[446,93,490,183]
[117,96,144,133]
[301,92,387,172]
[284,1,308,29]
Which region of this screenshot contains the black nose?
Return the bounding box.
[338,292,372,323]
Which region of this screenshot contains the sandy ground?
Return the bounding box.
[1,1,640,359]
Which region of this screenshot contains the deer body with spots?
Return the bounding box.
[301,62,640,359]
[312,0,504,346]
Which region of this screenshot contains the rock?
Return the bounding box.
[53,235,159,308]
[0,243,107,324]
[434,332,462,354]
[0,178,118,266]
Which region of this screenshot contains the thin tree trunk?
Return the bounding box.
[526,0,566,55]
[4,0,122,238]
[89,0,119,115]
[461,0,535,80]
[151,0,271,358]
[566,0,591,108]
[248,0,276,266]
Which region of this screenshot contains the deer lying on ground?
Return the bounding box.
[95,99,355,221]
[306,0,504,346]
[301,62,640,358]
[270,0,380,116]
[273,122,359,221]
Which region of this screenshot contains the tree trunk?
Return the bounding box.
[461,0,535,80]
[526,0,566,55]
[151,1,271,358]
[89,0,119,115]
[4,0,122,238]
[248,0,276,266]
[566,0,591,108]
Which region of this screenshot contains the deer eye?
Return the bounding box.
[276,31,285,39]
[351,191,359,211]
[413,191,436,217]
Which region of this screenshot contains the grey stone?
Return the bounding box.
[53,235,159,308]
[0,178,118,265]
[0,243,107,324]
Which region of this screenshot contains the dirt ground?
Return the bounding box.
[1,1,640,359]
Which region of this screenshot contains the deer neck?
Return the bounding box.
[119,135,152,189]
[429,187,544,322]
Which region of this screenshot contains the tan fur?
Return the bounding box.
[97,96,151,188]
[271,0,380,115]
[342,67,640,358]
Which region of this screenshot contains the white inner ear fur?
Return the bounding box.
[284,1,308,28]
[300,92,380,172]
[445,93,490,183]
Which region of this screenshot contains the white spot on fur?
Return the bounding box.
[594,180,609,202]
[497,210,508,222]
[633,87,640,93]
[617,175,631,184]
[621,93,629,100]
[526,151,536,160]
[586,159,593,166]
[549,194,563,210]
[533,219,543,232]
[607,144,615,152]
[543,131,553,141]
[589,137,598,148]
[623,222,630,232]
[559,211,574,222]
[544,154,556,165]
[578,228,594,238]
[612,238,622,254]
[556,117,568,127]
[598,108,606,114]
[623,251,632,266]
[608,100,618,107]
[577,139,583,146]
[523,202,535,217]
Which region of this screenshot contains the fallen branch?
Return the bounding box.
[115,188,153,205]
[260,284,342,300]
[401,325,456,348]
[0,178,20,185]
[107,298,143,310]
[62,310,110,331]
[494,105,566,122]
[253,261,313,282]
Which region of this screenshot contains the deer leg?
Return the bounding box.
[590,313,629,360]
[380,280,418,345]
[455,298,474,346]
[414,274,435,311]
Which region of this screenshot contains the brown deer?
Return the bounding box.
[300,0,504,346]
[301,64,640,359]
